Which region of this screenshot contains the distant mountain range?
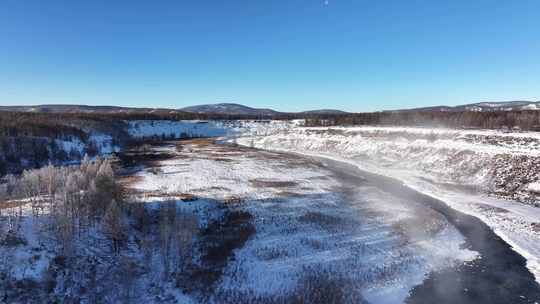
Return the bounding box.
[1,100,539,116]
[0,103,349,117]
[180,103,281,116]
[0,104,180,114]
[391,100,540,113]
[181,103,350,116]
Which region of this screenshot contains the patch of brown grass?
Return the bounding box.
[223,196,244,205]
[250,179,298,188]
[190,186,231,192]
[136,190,198,202]
[275,191,305,198]
[0,199,29,210]
[118,175,143,187]
[203,157,237,163]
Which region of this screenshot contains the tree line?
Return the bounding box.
[303,110,540,130]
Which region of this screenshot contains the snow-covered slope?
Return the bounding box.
[396,100,540,112]
[237,126,540,204]
[126,119,304,142]
[55,133,119,157]
[127,120,229,138]
[233,124,540,283]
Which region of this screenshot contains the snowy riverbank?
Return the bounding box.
[128,140,477,303]
[234,125,540,283]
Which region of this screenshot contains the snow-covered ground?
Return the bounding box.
[0,208,56,282]
[55,133,119,157]
[233,124,540,283]
[127,120,228,138]
[118,119,540,284]
[126,119,302,141]
[130,140,477,303]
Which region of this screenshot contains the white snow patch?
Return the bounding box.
[528,182,540,193]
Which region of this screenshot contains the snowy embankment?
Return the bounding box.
[55,133,119,157]
[127,120,229,138]
[38,120,229,165]
[45,120,298,164]
[50,120,229,160]
[126,119,303,140]
[234,124,540,283]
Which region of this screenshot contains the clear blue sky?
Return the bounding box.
[1,0,539,112]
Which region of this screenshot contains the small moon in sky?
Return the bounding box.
[324,0,329,5]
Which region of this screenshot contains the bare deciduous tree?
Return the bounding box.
[102,200,124,254]
[159,202,175,279]
[20,170,41,218]
[174,210,198,283]
[56,212,74,257]
[119,255,138,303]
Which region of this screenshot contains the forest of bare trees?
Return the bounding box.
[0,156,121,248]
[0,112,122,176]
[303,110,540,130]
[0,155,200,302]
